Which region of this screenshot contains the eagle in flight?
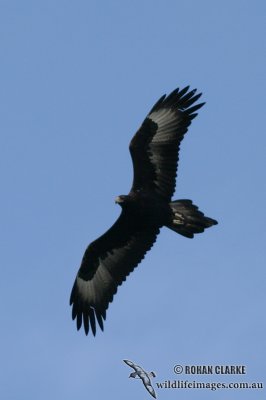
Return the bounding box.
[70,86,217,335]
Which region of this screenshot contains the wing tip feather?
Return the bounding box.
[150,85,205,117]
[70,279,106,336]
[71,303,106,336]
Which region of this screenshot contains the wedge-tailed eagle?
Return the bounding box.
[70,86,217,335]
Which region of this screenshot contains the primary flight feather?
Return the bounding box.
[70,86,217,335]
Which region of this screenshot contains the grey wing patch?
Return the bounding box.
[130,87,204,200]
[70,229,159,335]
[149,107,182,144]
[147,108,181,197]
[75,261,115,306]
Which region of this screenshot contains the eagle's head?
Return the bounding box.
[115,195,128,206]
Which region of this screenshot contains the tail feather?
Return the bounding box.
[167,199,217,238]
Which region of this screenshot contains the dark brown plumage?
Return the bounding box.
[70,86,217,335]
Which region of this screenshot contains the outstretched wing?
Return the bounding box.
[143,382,157,399]
[70,212,159,335]
[130,86,204,201]
[123,359,143,373]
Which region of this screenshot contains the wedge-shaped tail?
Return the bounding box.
[167,199,217,238]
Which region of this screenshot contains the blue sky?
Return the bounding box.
[1,1,265,399]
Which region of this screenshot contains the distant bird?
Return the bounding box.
[70,86,217,335]
[124,359,157,398]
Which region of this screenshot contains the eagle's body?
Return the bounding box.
[70,86,217,335]
[116,193,170,227]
